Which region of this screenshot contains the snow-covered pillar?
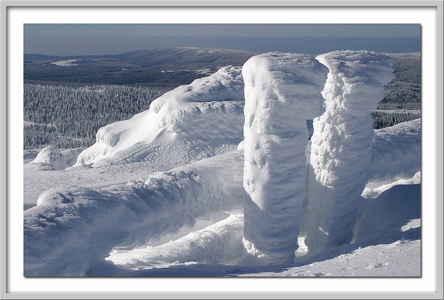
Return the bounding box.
[304,50,394,257]
[242,53,328,264]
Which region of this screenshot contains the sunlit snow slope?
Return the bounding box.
[76,66,245,167]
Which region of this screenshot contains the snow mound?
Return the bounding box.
[369,118,421,180]
[353,184,421,243]
[76,66,245,167]
[25,150,244,276]
[29,146,83,170]
[242,52,328,264]
[30,146,67,170]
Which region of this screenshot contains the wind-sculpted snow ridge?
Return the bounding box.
[24,150,244,276]
[107,214,244,270]
[304,50,395,258]
[242,52,328,265]
[76,66,245,167]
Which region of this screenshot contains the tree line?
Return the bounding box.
[24,84,167,149]
[371,111,420,129]
[377,56,421,110]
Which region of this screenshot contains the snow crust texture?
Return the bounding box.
[304,50,395,257]
[76,66,245,166]
[242,53,328,264]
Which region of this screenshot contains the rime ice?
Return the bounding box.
[304,50,395,257]
[241,53,328,264]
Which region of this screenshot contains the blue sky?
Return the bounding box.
[24,24,421,55]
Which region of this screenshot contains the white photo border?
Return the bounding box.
[1,1,443,299]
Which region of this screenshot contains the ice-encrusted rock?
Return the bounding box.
[242,52,328,264]
[75,66,245,167]
[303,50,394,257]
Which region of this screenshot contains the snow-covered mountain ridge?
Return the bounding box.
[24,50,421,277]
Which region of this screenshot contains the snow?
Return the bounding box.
[23,50,421,278]
[76,66,245,167]
[51,59,80,66]
[353,184,421,244]
[368,118,421,182]
[29,146,82,170]
[51,59,92,66]
[241,52,328,264]
[25,150,244,276]
[107,214,244,270]
[303,50,395,258]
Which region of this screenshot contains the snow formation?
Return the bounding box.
[30,145,67,170]
[303,50,395,257]
[368,118,421,181]
[24,150,244,276]
[30,146,84,170]
[76,66,245,167]
[353,184,421,244]
[23,50,421,277]
[107,214,244,270]
[241,53,328,264]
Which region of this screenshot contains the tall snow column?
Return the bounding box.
[304,50,394,257]
[242,52,328,264]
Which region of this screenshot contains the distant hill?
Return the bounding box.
[24,48,254,87]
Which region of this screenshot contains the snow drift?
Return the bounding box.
[107,214,244,270]
[304,50,395,257]
[25,150,244,276]
[353,184,421,244]
[76,66,245,167]
[369,118,421,181]
[241,52,328,264]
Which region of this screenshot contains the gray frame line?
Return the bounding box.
[1,0,443,299]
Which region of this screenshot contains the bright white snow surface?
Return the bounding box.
[75,66,245,167]
[25,150,244,276]
[24,52,421,277]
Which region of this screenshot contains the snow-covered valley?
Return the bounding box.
[23,50,421,277]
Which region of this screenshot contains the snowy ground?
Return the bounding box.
[23,143,421,277]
